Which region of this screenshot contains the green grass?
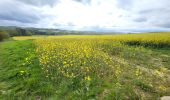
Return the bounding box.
[0,40,53,99]
[0,36,170,99]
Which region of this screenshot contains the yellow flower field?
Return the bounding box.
[10,32,170,99]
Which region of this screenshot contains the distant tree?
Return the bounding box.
[16,28,26,36]
[16,28,32,36]
[0,31,9,41]
[8,29,18,36]
[27,31,32,36]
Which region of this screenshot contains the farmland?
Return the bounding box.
[0,32,170,99]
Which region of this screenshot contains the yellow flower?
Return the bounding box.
[85,76,91,81]
[155,70,162,77]
[159,85,166,91]
[86,67,90,72]
[63,61,67,64]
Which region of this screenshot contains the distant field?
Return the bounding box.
[13,32,170,48]
[0,33,170,99]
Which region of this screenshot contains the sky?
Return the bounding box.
[0,0,170,32]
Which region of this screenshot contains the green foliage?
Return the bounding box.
[0,28,32,37]
[15,28,32,36]
[0,31,9,41]
[8,29,18,37]
[124,40,170,48]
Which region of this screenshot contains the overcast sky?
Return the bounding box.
[0,0,170,32]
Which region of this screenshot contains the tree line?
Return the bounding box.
[0,28,32,41]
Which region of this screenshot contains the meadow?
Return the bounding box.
[0,32,170,99]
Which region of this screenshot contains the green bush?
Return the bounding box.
[0,31,9,41]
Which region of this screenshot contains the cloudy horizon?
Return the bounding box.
[0,0,170,32]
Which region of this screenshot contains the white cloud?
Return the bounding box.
[0,0,170,32]
[39,0,129,29]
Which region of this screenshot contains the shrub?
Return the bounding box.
[0,31,9,41]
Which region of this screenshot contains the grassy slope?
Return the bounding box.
[0,39,170,99]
